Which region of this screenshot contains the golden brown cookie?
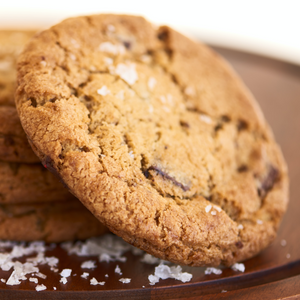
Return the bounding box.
[15,15,289,266]
[0,160,77,204]
[0,30,40,163]
[0,200,109,242]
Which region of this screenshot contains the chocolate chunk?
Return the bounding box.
[235,241,244,249]
[180,120,190,128]
[237,119,248,131]
[147,166,190,192]
[237,165,248,173]
[258,166,280,198]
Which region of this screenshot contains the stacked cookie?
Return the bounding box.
[0,30,108,242]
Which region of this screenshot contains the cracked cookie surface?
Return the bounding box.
[16,14,289,266]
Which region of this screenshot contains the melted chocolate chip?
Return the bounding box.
[237,165,248,173]
[235,241,244,249]
[180,121,190,128]
[122,41,131,50]
[221,115,231,123]
[258,166,280,198]
[237,119,248,131]
[147,166,190,192]
[28,97,37,108]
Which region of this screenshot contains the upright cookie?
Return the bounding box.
[0,200,109,242]
[16,15,289,266]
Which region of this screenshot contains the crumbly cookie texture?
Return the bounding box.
[16,14,289,266]
[0,160,77,204]
[0,30,40,163]
[0,200,109,242]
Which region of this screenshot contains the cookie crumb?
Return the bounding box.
[231,263,245,272]
[204,267,222,275]
[97,86,110,96]
[35,284,46,291]
[119,278,131,284]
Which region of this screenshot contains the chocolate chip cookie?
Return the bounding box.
[15,14,289,266]
[0,200,109,242]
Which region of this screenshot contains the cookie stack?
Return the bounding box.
[0,30,108,242]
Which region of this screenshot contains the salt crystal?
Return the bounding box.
[214,205,222,212]
[115,63,138,85]
[53,287,57,290]
[35,272,47,279]
[148,264,192,285]
[211,211,217,216]
[107,24,115,32]
[286,253,291,259]
[128,151,135,159]
[81,260,96,269]
[237,224,244,230]
[40,60,47,67]
[221,290,227,293]
[97,86,110,96]
[99,42,125,55]
[60,269,72,277]
[141,253,161,265]
[105,274,109,278]
[119,278,131,284]
[281,239,287,246]
[257,220,263,225]
[148,77,157,90]
[1,279,6,283]
[115,265,122,275]
[69,53,76,61]
[36,284,46,291]
[90,277,105,285]
[29,277,38,283]
[231,263,245,272]
[205,204,212,213]
[60,277,67,284]
[204,267,222,275]
[199,114,212,124]
[81,272,89,279]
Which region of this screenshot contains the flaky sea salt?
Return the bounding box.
[119,278,131,284]
[148,264,192,285]
[29,277,38,283]
[205,204,212,213]
[40,60,47,67]
[81,272,89,279]
[286,253,291,259]
[99,42,125,55]
[211,211,217,216]
[231,263,245,272]
[104,57,113,65]
[237,224,244,230]
[1,279,6,283]
[115,265,122,275]
[35,284,46,291]
[115,63,138,85]
[214,205,222,212]
[90,277,105,285]
[199,114,212,124]
[256,220,263,225]
[60,277,67,284]
[204,267,222,275]
[35,272,47,279]
[141,253,161,265]
[128,151,135,159]
[81,260,96,269]
[148,77,157,90]
[60,269,72,277]
[97,86,110,96]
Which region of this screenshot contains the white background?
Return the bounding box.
[1,0,300,65]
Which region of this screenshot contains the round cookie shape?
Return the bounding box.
[0,200,109,242]
[16,15,288,266]
[0,160,77,204]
